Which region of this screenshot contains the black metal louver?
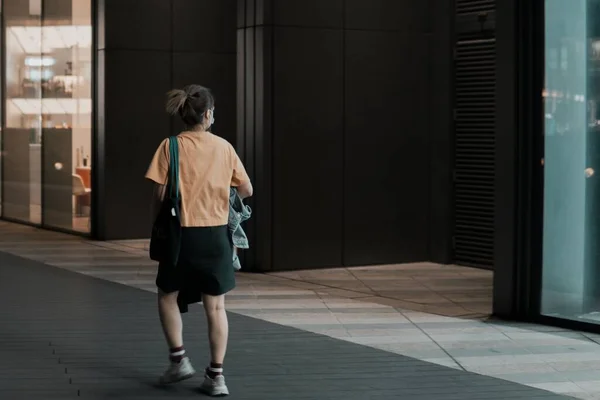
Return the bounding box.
[453,0,496,270]
[456,0,495,15]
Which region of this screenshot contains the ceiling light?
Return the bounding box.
[25,56,56,67]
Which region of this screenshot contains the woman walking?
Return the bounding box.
[145,84,253,396]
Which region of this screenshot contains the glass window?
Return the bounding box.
[4,1,42,224]
[542,0,600,321]
[3,0,92,233]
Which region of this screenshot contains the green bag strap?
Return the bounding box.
[168,136,180,200]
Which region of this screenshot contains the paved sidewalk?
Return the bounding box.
[2,222,600,398]
[0,249,571,399]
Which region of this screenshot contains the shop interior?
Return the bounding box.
[2,2,92,233]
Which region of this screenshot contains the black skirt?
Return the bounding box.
[156,225,235,312]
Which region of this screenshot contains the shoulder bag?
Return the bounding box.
[149,136,182,266]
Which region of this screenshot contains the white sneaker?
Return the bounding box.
[159,357,196,384]
[200,373,229,397]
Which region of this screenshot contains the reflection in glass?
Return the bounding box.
[3,0,92,232]
[542,0,600,322]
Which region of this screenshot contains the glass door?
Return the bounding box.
[541,0,600,322]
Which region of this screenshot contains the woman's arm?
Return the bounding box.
[236,180,253,199]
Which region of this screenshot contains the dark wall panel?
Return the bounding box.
[243,26,256,170]
[241,26,274,271]
[101,0,171,50]
[493,0,519,317]
[172,53,237,144]
[240,0,454,271]
[428,0,454,263]
[272,0,343,28]
[173,0,237,52]
[244,0,257,26]
[237,0,247,28]
[272,27,344,269]
[343,30,430,265]
[345,0,429,32]
[102,50,171,239]
[96,0,238,240]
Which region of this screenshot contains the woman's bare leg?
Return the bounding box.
[158,290,183,348]
[157,289,195,384]
[202,294,228,364]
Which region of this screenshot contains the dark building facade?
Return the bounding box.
[99,0,459,273]
[236,0,455,272]
[4,0,600,331]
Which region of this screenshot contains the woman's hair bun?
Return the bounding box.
[165,89,188,115]
[165,85,214,127]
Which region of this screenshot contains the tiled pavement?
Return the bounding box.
[268,264,493,319]
[1,250,571,400]
[0,222,599,398]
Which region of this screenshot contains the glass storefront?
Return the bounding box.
[541,0,600,322]
[2,0,92,233]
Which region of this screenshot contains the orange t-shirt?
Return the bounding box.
[145,131,250,227]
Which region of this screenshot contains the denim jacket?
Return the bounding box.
[228,188,251,270]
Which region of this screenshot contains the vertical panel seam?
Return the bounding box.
[341,0,346,266]
[169,0,174,136]
[269,0,275,271]
[427,0,434,260]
